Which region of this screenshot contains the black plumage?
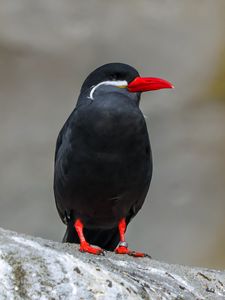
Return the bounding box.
[54,63,172,255]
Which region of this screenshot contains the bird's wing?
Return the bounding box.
[54,125,64,163]
[54,100,91,162]
[54,107,77,223]
[54,108,74,163]
[125,143,152,225]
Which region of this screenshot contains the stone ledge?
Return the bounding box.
[0,228,224,299]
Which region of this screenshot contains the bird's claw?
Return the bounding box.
[115,245,129,255]
[79,241,104,255]
[115,245,147,257]
[143,253,152,259]
[128,251,151,258]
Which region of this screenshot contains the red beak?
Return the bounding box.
[127,77,174,93]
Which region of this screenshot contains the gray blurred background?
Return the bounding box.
[0,0,225,269]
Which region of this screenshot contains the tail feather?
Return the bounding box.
[63,222,120,251]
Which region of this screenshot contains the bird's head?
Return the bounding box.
[80,63,174,100]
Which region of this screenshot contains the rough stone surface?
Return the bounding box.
[0,228,225,299]
[1,0,225,268]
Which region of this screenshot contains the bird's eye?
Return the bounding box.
[110,73,121,81]
[111,75,117,81]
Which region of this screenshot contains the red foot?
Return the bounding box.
[115,246,146,257]
[79,241,104,255]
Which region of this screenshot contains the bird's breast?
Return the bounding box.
[67,99,151,191]
[74,97,147,152]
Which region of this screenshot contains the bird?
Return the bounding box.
[54,63,173,256]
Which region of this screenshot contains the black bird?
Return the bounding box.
[54,63,173,256]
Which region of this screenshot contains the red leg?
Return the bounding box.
[115,218,147,257]
[74,219,104,255]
